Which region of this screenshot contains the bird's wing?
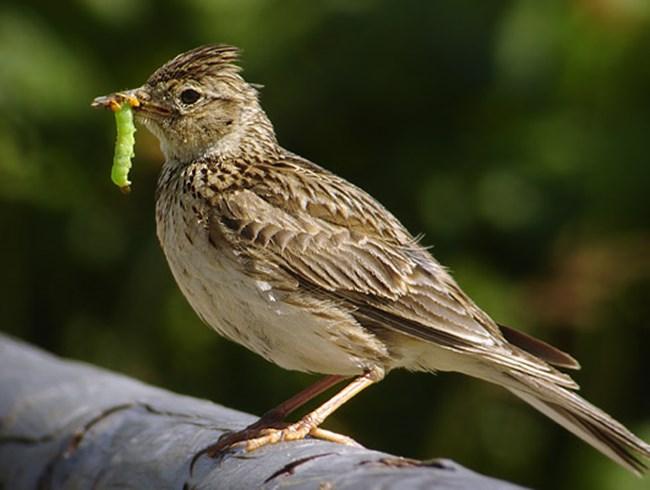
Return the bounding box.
[229,154,417,245]
[204,156,576,386]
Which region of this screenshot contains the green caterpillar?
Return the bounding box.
[111,104,136,192]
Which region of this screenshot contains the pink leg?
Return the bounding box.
[260,374,347,422]
[245,368,382,451]
[198,375,348,459]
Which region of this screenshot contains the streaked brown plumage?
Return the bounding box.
[93,45,650,474]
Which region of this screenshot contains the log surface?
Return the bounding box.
[0,333,527,489]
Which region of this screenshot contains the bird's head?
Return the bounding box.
[93,44,276,162]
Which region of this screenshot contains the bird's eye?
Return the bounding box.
[180,88,201,105]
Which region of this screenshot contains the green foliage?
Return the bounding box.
[1,1,648,487]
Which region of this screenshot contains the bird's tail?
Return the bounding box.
[490,368,650,475]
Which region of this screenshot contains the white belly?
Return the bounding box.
[155,188,390,376]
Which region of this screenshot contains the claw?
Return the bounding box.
[309,427,362,448]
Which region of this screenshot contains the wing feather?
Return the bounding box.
[204,154,575,387]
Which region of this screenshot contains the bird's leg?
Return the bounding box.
[244,367,383,451]
[258,374,348,424]
[202,374,347,457]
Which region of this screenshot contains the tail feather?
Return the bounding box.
[498,324,580,370]
[504,370,650,475]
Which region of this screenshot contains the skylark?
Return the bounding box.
[93,45,650,474]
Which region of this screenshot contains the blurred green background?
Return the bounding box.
[1,0,649,488]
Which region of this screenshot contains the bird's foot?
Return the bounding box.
[199,417,361,460]
[202,417,287,457]
[244,420,362,451]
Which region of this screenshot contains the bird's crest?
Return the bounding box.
[147,44,241,85]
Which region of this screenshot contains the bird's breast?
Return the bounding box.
[154,174,390,375]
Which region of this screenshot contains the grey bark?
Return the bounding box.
[0,333,527,489]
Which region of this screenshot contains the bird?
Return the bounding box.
[92,44,650,475]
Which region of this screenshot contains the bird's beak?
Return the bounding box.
[91,87,149,113]
[92,87,172,119]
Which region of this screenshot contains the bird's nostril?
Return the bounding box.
[135,89,151,102]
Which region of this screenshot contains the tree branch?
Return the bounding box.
[0,333,526,489]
